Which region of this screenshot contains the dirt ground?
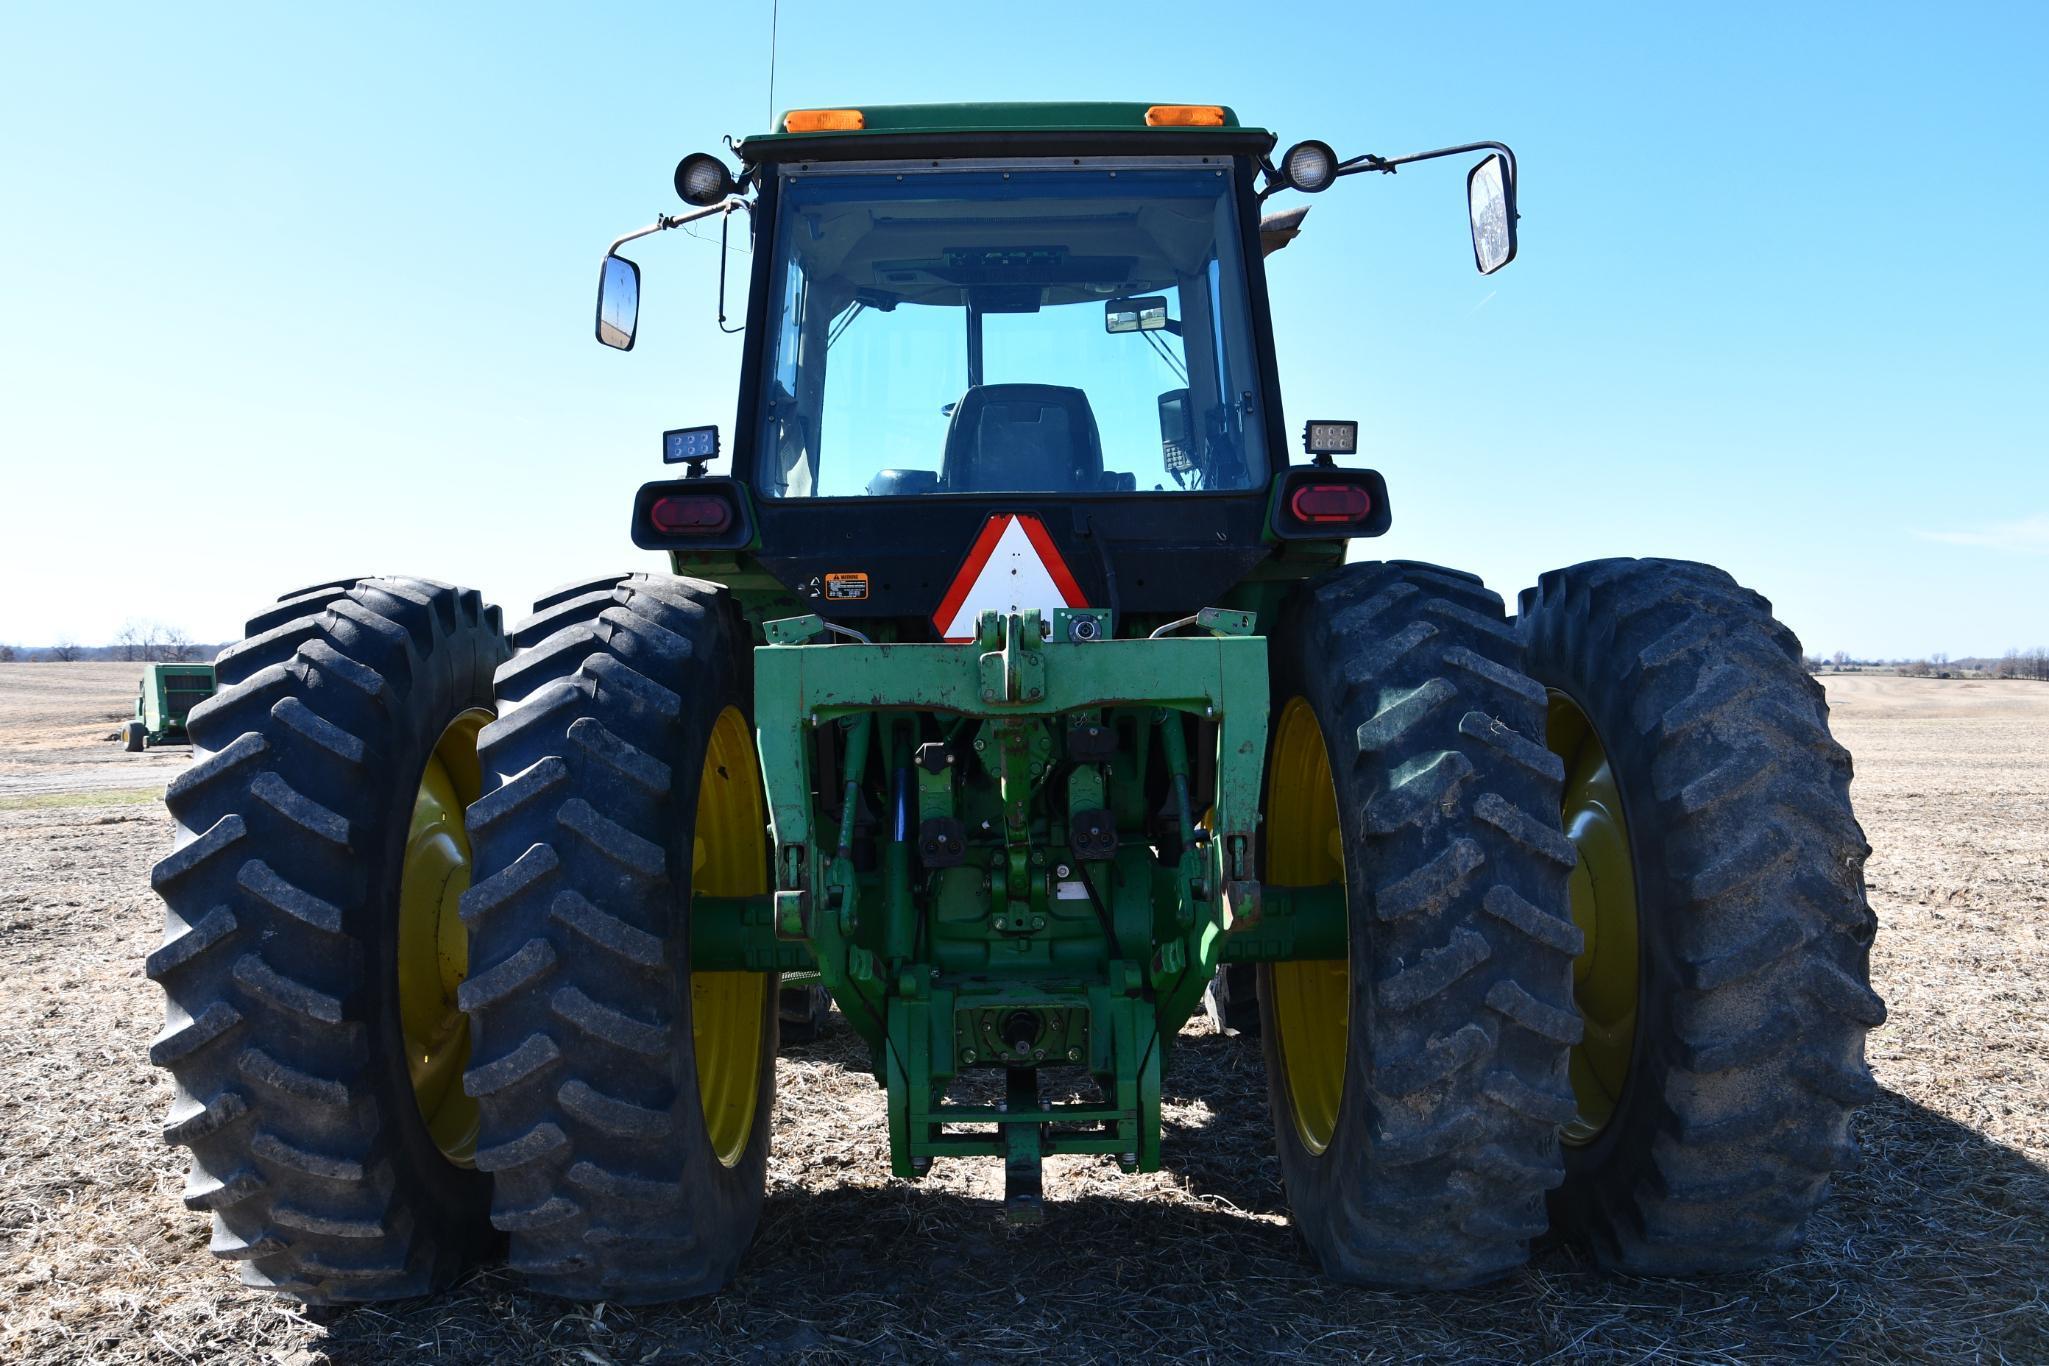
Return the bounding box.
[1,662,2043,1363]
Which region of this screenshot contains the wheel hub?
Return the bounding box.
[1547,692,1640,1146]
[690,705,771,1169]
[398,707,492,1166]
[1266,695,1349,1157]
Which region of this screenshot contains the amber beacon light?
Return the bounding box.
[783,108,865,132]
[1143,104,1226,127]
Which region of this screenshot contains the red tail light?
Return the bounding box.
[1289,483,1373,525]
[649,494,733,535]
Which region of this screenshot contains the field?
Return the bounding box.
[1,662,2043,1363]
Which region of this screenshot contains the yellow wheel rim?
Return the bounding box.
[1266,696,1349,1156]
[397,707,491,1166]
[1548,692,1640,1145]
[690,705,771,1168]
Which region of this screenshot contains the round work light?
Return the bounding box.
[1282,139,1339,193]
[674,152,737,206]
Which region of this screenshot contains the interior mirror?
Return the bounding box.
[1106,296,1170,334]
[1467,154,1517,275]
[596,254,641,350]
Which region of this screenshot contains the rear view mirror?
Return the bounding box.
[596,254,641,350]
[1467,154,1517,275]
[1106,296,1169,334]
[1259,204,1310,257]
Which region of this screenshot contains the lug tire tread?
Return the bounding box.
[462,572,773,1304]
[1261,560,1579,1289]
[147,576,509,1303]
[1519,557,1881,1273]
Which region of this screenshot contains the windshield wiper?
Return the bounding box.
[1140,328,1188,384]
[827,301,867,349]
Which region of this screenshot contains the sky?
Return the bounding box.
[1,2,2043,660]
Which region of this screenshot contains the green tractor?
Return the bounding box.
[146,103,1883,1303]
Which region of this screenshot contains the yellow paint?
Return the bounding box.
[1266,696,1349,1155]
[1548,692,1641,1145]
[398,707,491,1165]
[690,705,771,1167]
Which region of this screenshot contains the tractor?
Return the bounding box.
[146,103,1883,1303]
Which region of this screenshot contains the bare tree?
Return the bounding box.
[114,619,146,662]
[49,639,81,662]
[1830,650,1850,669]
[0,644,15,662]
[159,625,199,663]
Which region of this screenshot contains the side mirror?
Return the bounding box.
[1259,204,1310,257]
[1106,296,1169,334]
[596,254,641,350]
[1467,154,1517,275]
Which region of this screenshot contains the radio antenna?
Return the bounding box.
[766,0,780,132]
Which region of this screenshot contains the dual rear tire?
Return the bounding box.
[146,572,776,1304]
[1258,558,1882,1285]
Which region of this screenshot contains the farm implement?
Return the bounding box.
[126,662,216,751]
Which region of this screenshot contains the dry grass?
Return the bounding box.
[0,672,2043,1363]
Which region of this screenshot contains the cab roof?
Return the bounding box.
[736,102,1274,162]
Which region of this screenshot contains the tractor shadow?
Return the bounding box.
[300,1075,2048,1363]
[778,1010,1290,1215]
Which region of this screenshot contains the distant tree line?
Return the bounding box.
[1991,647,2049,681]
[0,619,221,664]
[1805,648,2049,680]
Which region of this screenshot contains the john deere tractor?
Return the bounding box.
[147,103,1882,1303]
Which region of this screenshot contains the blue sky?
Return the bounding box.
[1,2,2042,658]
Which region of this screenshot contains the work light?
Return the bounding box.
[674,152,737,206]
[1282,139,1338,193]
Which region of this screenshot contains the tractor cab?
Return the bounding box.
[598,103,1514,637]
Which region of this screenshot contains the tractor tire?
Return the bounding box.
[1518,559,1884,1272]
[1259,561,1581,1289]
[125,720,147,752]
[146,577,510,1302]
[461,572,777,1303]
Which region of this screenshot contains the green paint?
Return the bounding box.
[753,608,1266,1182]
[132,663,216,746]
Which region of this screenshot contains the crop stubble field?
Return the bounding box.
[0,662,2043,1363]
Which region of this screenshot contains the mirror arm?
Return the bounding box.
[1334,140,1517,188]
[602,195,748,260]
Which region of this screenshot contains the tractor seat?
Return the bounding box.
[941,384,1104,493]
